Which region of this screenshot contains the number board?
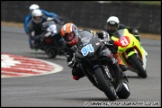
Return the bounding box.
[81,44,94,56]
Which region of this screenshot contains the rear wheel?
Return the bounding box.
[45,47,58,58]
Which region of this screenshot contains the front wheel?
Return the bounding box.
[128,54,147,78]
[94,67,117,101]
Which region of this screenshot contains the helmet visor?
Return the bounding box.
[64,32,75,42]
[107,21,118,33]
[33,16,42,23]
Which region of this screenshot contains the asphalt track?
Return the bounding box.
[1,26,161,107]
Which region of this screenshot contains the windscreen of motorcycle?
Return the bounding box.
[42,21,61,37]
[113,29,124,38]
[77,30,103,58]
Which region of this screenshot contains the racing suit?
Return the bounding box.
[64,29,124,81]
[24,9,63,34]
[105,23,141,42]
[27,15,63,49]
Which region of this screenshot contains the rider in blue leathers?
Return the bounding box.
[24,4,64,49]
[27,9,65,50]
[24,4,63,34]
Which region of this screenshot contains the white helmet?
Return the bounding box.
[32,9,43,24]
[106,16,120,34]
[29,4,40,14]
[107,16,120,27]
[29,4,40,11]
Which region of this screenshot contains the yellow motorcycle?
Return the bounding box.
[111,29,148,78]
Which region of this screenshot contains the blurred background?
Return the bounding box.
[1,1,161,34]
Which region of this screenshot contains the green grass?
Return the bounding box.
[127,1,161,5]
[100,1,161,5]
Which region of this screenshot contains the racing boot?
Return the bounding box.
[31,40,39,51]
[115,53,128,72]
[134,34,141,43]
[133,29,141,43]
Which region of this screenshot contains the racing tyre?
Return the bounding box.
[128,54,147,78]
[45,47,58,58]
[94,67,117,101]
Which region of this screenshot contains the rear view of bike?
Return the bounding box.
[40,21,66,58]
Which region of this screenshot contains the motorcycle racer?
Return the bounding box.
[105,16,141,42]
[27,9,63,49]
[60,22,126,82]
[24,4,63,34]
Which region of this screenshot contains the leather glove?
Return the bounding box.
[102,31,108,38]
[67,56,76,68]
[108,40,114,45]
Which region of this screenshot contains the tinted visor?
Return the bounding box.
[33,16,42,21]
[107,21,118,27]
[64,32,75,42]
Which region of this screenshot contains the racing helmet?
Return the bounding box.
[32,9,43,24]
[29,4,40,14]
[106,16,120,34]
[61,23,79,46]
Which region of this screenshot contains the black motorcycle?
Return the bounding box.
[38,21,66,58]
[72,30,130,101]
